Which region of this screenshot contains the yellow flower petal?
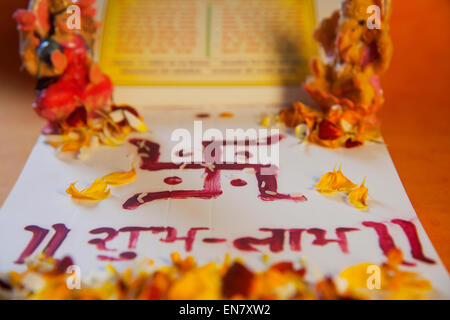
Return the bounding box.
[386,248,403,268]
[101,121,127,146]
[7,248,432,300]
[60,140,83,153]
[334,165,358,192]
[102,163,137,186]
[348,177,368,210]
[314,170,338,193]
[339,262,385,290]
[66,179,110,201]
[261,116,271,127]
[315,164,357,193]
[386,289,428,300]
[219,112,234,118]
[168,264,221,300]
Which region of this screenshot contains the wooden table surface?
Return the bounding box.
[0,0,449,271]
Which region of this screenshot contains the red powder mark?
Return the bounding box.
[125,136,306,210]
[118,227,150,249]
[288,229,306,251]
[256,172,307,202]
[55,256,75,274]
[230,179,247,187]
[160,227,209,252]
[129,139,161,162]
[124,169,222,210]
[118,226,170,250]
[362,221,396,255]
[97,251,137,262]
[175,149,192,158]
[15,226,49,264]
[88,227,119,252]
[233,228,285,253]
[42,224,70,259]
[119,252,137,260]
[202,238,227,243]
[196,113,210,118]
[235,151,252,159]
[362,221,415,266]
[391,219,436,264]
[203,134,284,147]
[15,224,70,264]
[164,176,183,185]
[307,227,358,253]
[97,255,116,262]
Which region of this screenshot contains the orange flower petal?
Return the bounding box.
[66,179,110,201]
[102,163,137,186]
[260,116,271,127]
[386,248,403,268]
[314,169,338,193]
[348,177,368,210]
[315,164,357,193]
[60,140,83,153]
[334,165,357,192]
[339,262,382,290]
[219,112,234,118]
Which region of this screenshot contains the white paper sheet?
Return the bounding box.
[0,105,449,298]
[2,0,448,300]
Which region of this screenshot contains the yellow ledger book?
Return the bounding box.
[99,0,317,86]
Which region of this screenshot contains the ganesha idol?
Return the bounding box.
[278,0,393,148]
[14,0,147,154]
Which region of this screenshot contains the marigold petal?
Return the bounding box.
[5,248,433,300]
[338,262,382,290]
[60,140,83,153]
[66,179,110,201]
[315,164,357,193]
[334,165,357,192]
[314,171,337,193]
[386,248,403,268]
[260,116,271,127]
[219,112,234,118]
[168,264,221,300]
[348,177,368,209]
[102,163,137,186]
[385,289,428,300]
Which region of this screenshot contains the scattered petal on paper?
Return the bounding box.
[314,164,356,193]
[348,177,368,210]
[334,165,357,192]
[338,249,432,300]
[66,179,110,201]
[102,163,137,186]
[314,169,338,193]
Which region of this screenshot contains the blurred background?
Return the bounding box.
[0,0,449,269]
